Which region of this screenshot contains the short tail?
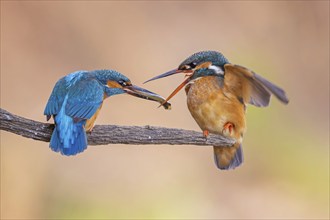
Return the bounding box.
[50,116,87,156]
[213,144,243,170]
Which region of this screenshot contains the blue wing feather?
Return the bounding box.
[44,77,68,118]
[65,78,104,119]
[44,71,88,118]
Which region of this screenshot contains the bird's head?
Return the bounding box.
[94,70,133,96]
[94,70,171,109]
[144,51,229,103]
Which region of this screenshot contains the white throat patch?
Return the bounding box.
[208,65,224,75]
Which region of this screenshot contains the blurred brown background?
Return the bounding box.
[1,1,329,219]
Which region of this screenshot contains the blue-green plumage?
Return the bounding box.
[49,95,88,155]
[45,69,170,156]
[179,51,229,69]
[45,70,127,156]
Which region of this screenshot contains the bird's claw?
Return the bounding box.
[222,122,234,136]
[203,130,209,140]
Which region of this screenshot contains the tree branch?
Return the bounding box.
[0,108,234,146]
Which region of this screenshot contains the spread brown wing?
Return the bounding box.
[224,64,289,107]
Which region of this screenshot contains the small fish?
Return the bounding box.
[124,85,171,110]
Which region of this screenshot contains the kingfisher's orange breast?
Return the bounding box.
[85,94,107,132]
[186,76,246,140]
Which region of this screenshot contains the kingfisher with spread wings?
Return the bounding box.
[145,51,289,170]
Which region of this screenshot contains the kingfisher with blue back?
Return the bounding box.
[145,51,289,170]
[44,69,171,156]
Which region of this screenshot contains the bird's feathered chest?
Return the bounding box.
[185,76,225,106]
[185,76,246,134]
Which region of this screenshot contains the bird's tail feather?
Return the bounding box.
[213,144,243,170]
[49,114,87,156]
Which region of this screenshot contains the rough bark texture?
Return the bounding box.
[0,108,235,146]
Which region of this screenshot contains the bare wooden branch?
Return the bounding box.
[0,108,235,146]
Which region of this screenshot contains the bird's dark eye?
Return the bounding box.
[118,80,127,86]
[118,80,132,87]
[179,62,197,70]
[189,62,197,68]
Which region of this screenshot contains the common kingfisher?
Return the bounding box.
[44,69,171,156]
[145,51,289,170]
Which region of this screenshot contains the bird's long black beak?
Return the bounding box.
[143,69,182,84]
[144,68,194,104]
[123,85,171,110]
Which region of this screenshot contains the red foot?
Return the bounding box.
[223,122,234,135]
[203,130,209,138]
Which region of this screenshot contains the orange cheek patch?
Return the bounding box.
[197,61,212,69]
[107,80,122,88]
